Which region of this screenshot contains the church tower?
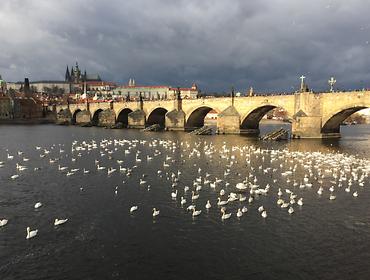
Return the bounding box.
[72,62,81,83]
[65,66,71,82]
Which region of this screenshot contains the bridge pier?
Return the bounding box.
[75,110,91,125]
[98,109,116,127]
[165,89,185,131]
[128,110,146,129]
[56,109,72,125]
[217,106,240,134]
[166,110,185,131]
[291,116,323,138]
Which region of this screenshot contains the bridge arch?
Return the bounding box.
[146,107,168,128]
[322,105,369,134]
[186,106,218,129]
[91,109,103,126]
[116,108,133,127]
[240,105,292,132]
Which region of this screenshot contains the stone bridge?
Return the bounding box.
[51,90,370,138]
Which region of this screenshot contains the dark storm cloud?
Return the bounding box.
[1,0,370,92]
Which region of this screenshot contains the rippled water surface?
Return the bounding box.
[0,124,369,280]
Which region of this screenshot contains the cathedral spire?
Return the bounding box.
[65,66,70,82]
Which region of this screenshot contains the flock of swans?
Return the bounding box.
[1,136,369,240]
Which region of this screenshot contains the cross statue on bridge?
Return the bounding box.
[328,77,336,92]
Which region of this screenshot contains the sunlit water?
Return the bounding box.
[0,124,369,280]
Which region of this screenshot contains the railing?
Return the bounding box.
[51,90,369,107]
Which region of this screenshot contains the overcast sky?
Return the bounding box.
[1,0,370,92]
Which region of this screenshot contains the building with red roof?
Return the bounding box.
[112,79,199,100]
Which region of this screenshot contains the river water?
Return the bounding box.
[0,124,369,280]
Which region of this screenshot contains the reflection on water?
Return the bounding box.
[0,124,369,280]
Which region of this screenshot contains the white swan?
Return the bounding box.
[187,205,195,211]
[236,182,247,191]
[58,165,68,171]
[217,197,228,206]
[317,187,323,195]
[237,208,243,218]
[261,210,267,218]
[297,198,303,206]
[26,227,38,239]
[34,202,42,209]
[192,208,202,217]
[221,208,232,220]
[171,190,178,199]
[205,200,211,209]
[97,164,106,170]
[191,191,199,201]
[107,168,116,176]
[139,179,147,185]
[278,188,283,197]
[10,174,19,180]
[288,207,294,214]
[0,219,8,227]
[130,206,138,213]
[152,208,160,217]
[180,197,186,205]
[54,218,68,226]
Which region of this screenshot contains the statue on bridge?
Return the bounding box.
[328,77,336,92]
[299,75,309,92]
[177,87,182,100]
[231,86,235,106]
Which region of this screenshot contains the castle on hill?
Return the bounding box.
[6,62,102,95]
[65,62,102,84]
